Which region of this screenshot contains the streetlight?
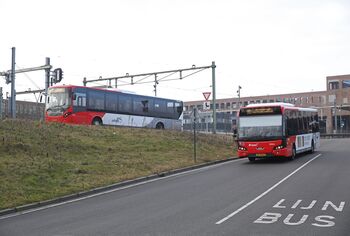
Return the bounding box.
[237,85,242,108]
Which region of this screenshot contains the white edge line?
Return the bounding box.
[0,158,245,221]
[215,154,322,225]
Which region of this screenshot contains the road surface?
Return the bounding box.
[1,139,349,235]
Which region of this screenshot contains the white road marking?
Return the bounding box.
[215,154,322,225]
[0,158,245,221]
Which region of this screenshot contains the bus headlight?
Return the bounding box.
[238,146,247,151]
[273,145,284,150]
[63,112,72,118]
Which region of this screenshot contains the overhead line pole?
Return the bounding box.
[44,57,51,104]
[211,61,216,134]
[0,65,52,76]
[83,65,212,84]
[16,89,45,95]
[0,87,3,119]
[10,47,16,118]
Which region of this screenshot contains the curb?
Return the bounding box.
[0,156,239,217]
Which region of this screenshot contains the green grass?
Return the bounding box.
[0,119,236,210]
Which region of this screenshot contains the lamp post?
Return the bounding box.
[334,95,337,134]
[237,85,242,108]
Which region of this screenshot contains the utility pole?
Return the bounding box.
[44,57,51,104]
[193,108,197,163]
[154,74,158,97]
[10,47,16,118]
[211,61,216,134]
[334,99,337,133]
[237,85,242,108]
[0,87,3,119]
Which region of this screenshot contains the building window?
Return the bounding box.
[328,95,336,103]
[342,80,350,88]
[329,81,339,90]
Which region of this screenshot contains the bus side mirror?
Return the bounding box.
[39,95,43,103]
[73,93,77,100]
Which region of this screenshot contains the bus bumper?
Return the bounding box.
[237,148,289,159]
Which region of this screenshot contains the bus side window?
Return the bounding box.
[88,91,105,111]
[73,93,86,107]
[119,94,132,114]
[175,102,183,114]
[78,96,86,107]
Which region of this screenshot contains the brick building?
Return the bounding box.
[183,74,350,134]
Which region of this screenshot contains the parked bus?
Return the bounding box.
[237,103,320,162]
[45,85,183,129]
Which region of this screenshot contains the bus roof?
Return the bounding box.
[242,102,317,113]
[245,102,295,108]
[49,85,183,102]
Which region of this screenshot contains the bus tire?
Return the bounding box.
[156,122,164,129]
[248,157,255,162]
[309,140,314,154]
[92,117,103,126]
[289,145,296,161]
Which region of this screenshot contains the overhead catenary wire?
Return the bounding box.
[15,65,41,90]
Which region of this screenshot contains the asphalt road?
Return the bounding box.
[1,139,350,236]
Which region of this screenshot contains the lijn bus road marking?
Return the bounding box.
[215,154,322,225]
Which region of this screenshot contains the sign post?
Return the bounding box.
[203,92,211,111]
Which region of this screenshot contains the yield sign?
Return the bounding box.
[202,92,211,101]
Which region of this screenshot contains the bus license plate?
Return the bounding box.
[256,154,266,157]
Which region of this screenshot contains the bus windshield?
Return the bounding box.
[46,88,71,114]
[238,115,283,140]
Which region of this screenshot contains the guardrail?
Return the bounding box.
[321,133,350,139]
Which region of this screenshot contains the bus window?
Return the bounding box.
[73,93,86,107]
[88,90,105,111]
[154,99,166,113]
[175,102,183,115]
[133,96,150,115]
[167,101,174,113]
[106,93,118,112]
[119,94,132,114]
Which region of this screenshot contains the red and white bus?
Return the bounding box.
[45,85,183,129]
[237,103,320,162]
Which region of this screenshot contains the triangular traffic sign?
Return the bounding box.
[202,92,211,101]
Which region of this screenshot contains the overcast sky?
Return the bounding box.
[1,0,350,102]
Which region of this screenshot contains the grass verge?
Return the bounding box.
[0,119,236,210]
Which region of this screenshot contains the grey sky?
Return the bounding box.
[1,0,350,102]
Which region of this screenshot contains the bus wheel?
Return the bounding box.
[289,145,296,160]
[156,122,164,129]
[248,157,255,162]
[309,141,314,154]
[92,117,103,126]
